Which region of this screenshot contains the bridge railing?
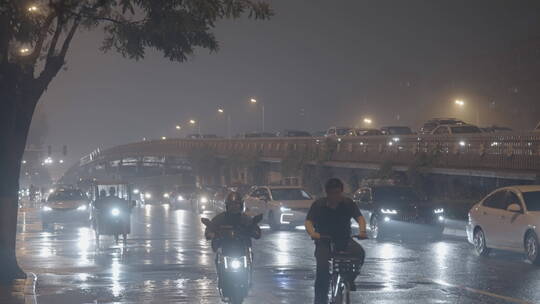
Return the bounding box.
[84,132,540,172]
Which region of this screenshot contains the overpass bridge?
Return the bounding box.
[62,132,540,194]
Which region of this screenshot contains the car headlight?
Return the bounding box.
[43,206,52,212]
[145,193,152,199]
[111,208,120,216]
[224,256,247,270]
[434,208,444,214]
[133,189,140,194]
[381,208,398,214]
[280,206,291,212]
[163,193,170,198]
[230,259,241,269]
[200,196,208,203]
[177,195,184,201]
[77,205,87,211]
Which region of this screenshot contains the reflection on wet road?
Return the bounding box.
[13,204,540,303]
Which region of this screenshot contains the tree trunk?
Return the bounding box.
[0,65,39,284]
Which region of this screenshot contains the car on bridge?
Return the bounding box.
[467,185,540,265]
[41,188,91,230]
[480,125,513,133]
[325,127,357,138]
[420,118,466,134]
[355,128,383,136]
[431,124,483,135]
[276,130,312,137]
[353,185,445,240]
[244,186,314,230]
[380,126,414,136]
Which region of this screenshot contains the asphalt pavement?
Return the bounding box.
[8,203,540,304]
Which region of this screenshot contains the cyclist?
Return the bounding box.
[305,178,367,304]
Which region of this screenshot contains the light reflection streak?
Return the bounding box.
[111,258,122,297]
[275,233,291,265]
[379,243,397,290]
[77,227,92,265]
[434,241,450,281]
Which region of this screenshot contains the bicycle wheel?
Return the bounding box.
[333,280,345,304]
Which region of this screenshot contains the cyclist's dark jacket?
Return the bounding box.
[306,198,362,240]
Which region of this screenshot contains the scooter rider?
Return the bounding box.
[305,178,368,304]
[205,192,261,250]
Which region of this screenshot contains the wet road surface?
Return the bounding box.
[11,203,540,304]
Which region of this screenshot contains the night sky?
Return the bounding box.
[31,0,540,169]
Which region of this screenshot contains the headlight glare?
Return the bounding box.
[43,206,52,212]
[77,205,87,211]
[434,208,444,214]
[380,208,398,214]
[200,196,208,203]
[111,208,120,216]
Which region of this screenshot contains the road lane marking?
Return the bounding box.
[430,279,533,304]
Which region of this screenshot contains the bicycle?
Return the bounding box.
[320,235,366,304]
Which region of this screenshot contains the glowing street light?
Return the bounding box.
[28,6,38,12]
[363,118,373,125]
[189,119,196,125]
[454,99,480,125]
[455,99,465,106]
[19,48,30,55]
[175,125,181,130]
[161,136,167,140]
[189,119,201,135]
[218,108,231,138]
[249,98,265,132]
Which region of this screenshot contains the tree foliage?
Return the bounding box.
[1,0,272,94]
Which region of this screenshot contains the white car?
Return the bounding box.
[467,185,540,264]
[431,124,482,135]
[244,186,314,230]
[41,188,91,230]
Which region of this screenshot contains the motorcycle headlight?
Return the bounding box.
[111,208,120,216]
[133,189,140,194]
[381,208,398,214]
[200,196,208,203]
[434,208,444,214]
[145,193,152,199]
[42,206,52,212]
[177,195,184,201]
[280,206,291,212]
[77,205,87,211]
[230,259,242,270]
[163,193,170,198]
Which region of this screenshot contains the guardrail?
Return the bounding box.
[81,132,540,173]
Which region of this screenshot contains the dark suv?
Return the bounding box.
[353,185,445,240]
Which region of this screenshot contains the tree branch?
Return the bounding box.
[28,12,57,64]
[59,18,79,59]
[46,15,64,60]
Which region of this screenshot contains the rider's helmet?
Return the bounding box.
[109,187,116,197]
[99,189,107,198]
[225,192,244,214]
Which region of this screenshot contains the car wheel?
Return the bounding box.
[269,212,280,231]
[369,215,383,240]
[473,227,490,256]
[525,232,540,265]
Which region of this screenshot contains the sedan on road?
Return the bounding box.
[41,188,90,229]
[244,186,314,230]
[467,185,540,264]
[353,185,445,240]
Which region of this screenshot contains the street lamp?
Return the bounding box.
[19,48,30,55]
[27,5,38,12]
[454,99,480,125]
[363,118,373,126]
[250,98,265,132]
[189,119,201,136]
[218,108,232,138]
[175,125,181,130]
